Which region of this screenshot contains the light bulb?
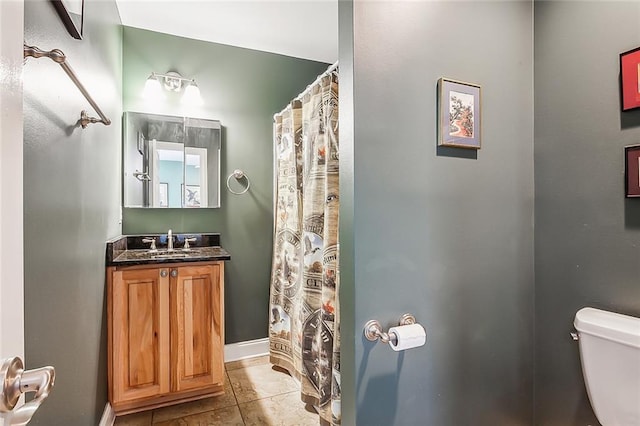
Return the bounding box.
[181,81,203,106]
[143,74,163,100]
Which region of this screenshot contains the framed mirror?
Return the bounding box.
[123,112,221,208]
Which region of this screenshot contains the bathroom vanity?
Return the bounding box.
[105,233,230,414]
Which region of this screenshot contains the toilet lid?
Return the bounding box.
[574,307,640,348]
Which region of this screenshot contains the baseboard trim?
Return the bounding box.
[224,337,269,362]
[99,402,115,426]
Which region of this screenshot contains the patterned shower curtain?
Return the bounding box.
[269,71,340,426]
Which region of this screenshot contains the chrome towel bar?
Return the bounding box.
[23,43,111,129]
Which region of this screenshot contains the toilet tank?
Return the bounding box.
[574,307,640,426]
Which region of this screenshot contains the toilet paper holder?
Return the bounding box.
[364,313,417,345]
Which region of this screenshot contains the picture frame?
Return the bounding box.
[158,182,168,207]
[51,0,84,40]
[184,185,201,208]
[438,77,481,149]
[625,145,640,198]
[620,47,640,111]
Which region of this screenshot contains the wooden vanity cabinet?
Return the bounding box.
[109,267,170,406]
[107,261,225,414]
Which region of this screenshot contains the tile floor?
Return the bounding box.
[114,356,320,426]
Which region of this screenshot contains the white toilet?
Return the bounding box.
[574,307,640,426]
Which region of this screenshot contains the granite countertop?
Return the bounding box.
[106,233,231,266]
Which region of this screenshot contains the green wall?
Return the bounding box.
[534,1,640,424]
[121,27,330,343]
[23,0,122,424]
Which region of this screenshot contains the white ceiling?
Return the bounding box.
[115,0,338,64]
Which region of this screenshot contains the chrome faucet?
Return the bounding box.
[167,229,174,251]
[142,237,157,251]
[183,237,197,250]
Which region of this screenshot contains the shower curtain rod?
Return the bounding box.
[274,61,338,119]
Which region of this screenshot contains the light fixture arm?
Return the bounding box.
[143,70,202,105]
[151,71,196,92]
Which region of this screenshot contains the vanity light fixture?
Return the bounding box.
[181,80,204,106]
[143,73,163,100]
[143,71,203,105]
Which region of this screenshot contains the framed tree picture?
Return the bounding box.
[438,78,481,149]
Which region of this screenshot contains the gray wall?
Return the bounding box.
[23,0,122,424]
[534,2,640,424]
[121,27,330,343]
[340,1,535,424]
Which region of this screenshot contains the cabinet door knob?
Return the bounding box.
[170,269,178,278]
[160,270,168,277]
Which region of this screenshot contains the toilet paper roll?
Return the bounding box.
[388,323,426,352]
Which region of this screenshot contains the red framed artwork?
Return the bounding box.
[620,47,640,111]
[625,145,640,198]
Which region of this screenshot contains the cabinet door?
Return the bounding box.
[111,267,170,404]
[170,263,224,392]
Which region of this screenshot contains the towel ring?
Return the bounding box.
[226,169,251,195]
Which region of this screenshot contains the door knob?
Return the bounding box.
[170,269,178,278]
[160,270,168,278]
[0,357,55,425]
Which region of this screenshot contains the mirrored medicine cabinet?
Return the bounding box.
[123,112,221,209]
